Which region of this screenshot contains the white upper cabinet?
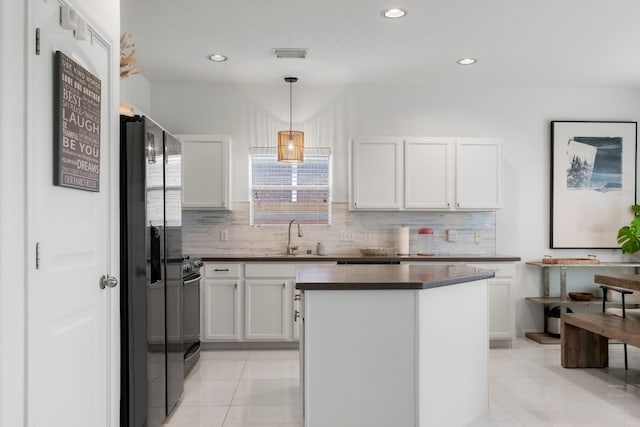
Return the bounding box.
[404,138,455,209]
[351,137,403,210]
[455,138,502,210]
[179,134,232,210]
[350,137,502,211]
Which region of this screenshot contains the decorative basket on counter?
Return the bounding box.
[359,247,391,256]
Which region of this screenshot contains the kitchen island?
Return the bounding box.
[296,264,494,427]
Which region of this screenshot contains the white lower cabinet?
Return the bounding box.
[403,261,515,346]
[202,262,304,343]
[203,279,241,341]
[487,277,513,341]
[202,263,242,342]
[467,262,515,346]
[244,263,296,341]
[244,279,291,340]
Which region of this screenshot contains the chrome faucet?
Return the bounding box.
[287,219,304,255]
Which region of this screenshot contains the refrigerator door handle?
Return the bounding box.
[99,275,118,289]
[149,279,163,290]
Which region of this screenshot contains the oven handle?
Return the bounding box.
[183,275,202,286]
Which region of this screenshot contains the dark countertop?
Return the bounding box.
[295,264,496,290]
[200,254,520,263]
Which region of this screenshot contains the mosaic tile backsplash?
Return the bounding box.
[183,202,496,257]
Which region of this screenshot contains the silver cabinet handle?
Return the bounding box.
[214,268,229,272]
[294,293,301,301]
[100,275,118,289]
[294,310,300,322]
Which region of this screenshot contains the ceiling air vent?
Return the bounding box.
[273,48,308,59]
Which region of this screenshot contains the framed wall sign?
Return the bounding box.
[53,50,102,191]
[551,121,637,248]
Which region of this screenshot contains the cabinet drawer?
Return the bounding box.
[205,263,242,278]
[245,263,296,278]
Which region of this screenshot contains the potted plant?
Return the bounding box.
[617,204,640,253]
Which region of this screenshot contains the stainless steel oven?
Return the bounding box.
[182,257,202,377]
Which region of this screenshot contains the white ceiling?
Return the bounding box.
[120,0,640,87]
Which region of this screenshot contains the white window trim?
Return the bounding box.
[249,147,332,226]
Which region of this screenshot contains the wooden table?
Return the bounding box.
[594,274,640,291]
[563,274,640,368]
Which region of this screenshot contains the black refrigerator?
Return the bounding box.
[120,115,183,427]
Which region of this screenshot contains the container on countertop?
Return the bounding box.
[316,242,326,256]
[417,228,435,256]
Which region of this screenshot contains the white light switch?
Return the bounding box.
[220,229,229,242]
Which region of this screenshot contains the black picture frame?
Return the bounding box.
[550,120,637,249]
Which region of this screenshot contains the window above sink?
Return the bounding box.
[249,148,332,226]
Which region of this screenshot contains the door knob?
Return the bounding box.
[100,275,118,289]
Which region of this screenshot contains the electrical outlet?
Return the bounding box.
[340,231,354,241]
[474,231,481,243]
[220,229,229,242]
[447,229,457,242]
[364,232,373,241]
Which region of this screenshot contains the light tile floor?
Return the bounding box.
[164,340,640,426]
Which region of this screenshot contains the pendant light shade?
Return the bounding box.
[277,77,304,163]
[277,130,304,163]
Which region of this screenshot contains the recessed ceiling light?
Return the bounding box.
[208,54,228,62]
[457,58,477,65]
[381,8,407,19]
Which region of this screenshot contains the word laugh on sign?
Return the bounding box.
[54,51,102,192]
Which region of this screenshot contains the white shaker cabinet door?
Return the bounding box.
[456,138,502,209]
[488,278,514,341]
[202,279,241,341]
[404,138,455,209]
[351,138,403,210]
[244,279,291,340]
[179,135,232,210]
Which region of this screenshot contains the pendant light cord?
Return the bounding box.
[289,80,293,138]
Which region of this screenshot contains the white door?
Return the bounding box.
[28,1,115,426]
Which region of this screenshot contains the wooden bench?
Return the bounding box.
[561,312,640,368]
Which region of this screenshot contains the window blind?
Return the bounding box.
[250,153,331,225]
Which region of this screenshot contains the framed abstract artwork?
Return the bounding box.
[551,121,637,248]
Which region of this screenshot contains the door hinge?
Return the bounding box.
[35,28,40,55]
[35,242,41,269]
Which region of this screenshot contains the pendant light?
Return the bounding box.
[277,76,304,163]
